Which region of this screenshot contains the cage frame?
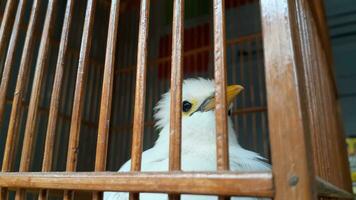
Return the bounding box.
[0,0,353,200]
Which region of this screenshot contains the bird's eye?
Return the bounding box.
[182,101,192,112]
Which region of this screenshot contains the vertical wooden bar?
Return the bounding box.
[15,0,58,199]
[308,0,338,97]
[1,0,41,174]
[93,0,121,199]
[213,1,229,200]
[39,0,75,199]
[42,0,74,174]
[0,0,41,199]
[0,0,27,129]
[129,1,150,200]
[213,0,229,172]
[308,0,352,191]
[64,0,96,199]
[0,0,17,71]
[260,0,316,199]
[168,0,184,200]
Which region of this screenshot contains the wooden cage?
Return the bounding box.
[0,0,353,199]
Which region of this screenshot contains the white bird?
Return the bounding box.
[104,78,271,200]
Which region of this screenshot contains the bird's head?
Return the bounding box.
[154,78,244,137]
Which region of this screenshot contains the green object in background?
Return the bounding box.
[165,0,210,25]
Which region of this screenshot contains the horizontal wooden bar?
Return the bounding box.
[316,177,354,199]
[0,172,273,197]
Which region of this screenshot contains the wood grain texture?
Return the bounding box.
[128,1,150,200]
[0,0,27,130]
[168,1,184,199]
[1,0,42,174]
[316,177,354,199]
[0,0,17,74]
[260,0,316,199]
[168,0,184,173]
[39,0,75,199]
[95,0,120,172]
[0,172,273,197]
[213,1,229,199]
[213,0,229,172]
[93,0,121,199]
[66,0,96,172]
[42,0,74,173]
[307,0,352,192]
[0,1,41,199]
[64,0,96,199]
[307,0,338,98]
[15,0,58,199]
[130,0,150,173]
[18,0,57,172]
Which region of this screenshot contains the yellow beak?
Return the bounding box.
[198,85,244,112]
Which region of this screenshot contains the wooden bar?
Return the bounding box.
[260,0,316,199]
[169,0,184,174]
[213,1,229,199]
[1,0,42,197]
[95,0,120,174]
[18,0,57,172]
[115,33,262,75]
[0,172,273,197]
[42,0,74,173]
[168,1,184,199]
[213,0,229,171]
[1,0,42,174]
[307,0,338,98]
[14,0,58,199]
[316,177,354,199]
[93,0,121,200]
[129,0,150,172]
[128,0,150,200]
[64,0,96,199]
[309,0,352,192]
[0,0,17,71]
[39,0,75,199]
[0,0,27,130]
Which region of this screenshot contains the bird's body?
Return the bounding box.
[104,78,270,200]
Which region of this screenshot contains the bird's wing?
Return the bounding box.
[230,146,271,172]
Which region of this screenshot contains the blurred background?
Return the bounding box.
[325,0,356,193]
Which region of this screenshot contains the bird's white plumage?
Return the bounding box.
[104,78,270,200]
